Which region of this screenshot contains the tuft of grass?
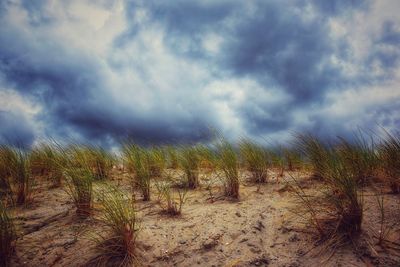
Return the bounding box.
[88,146,115,180]
[166,146,179,169]
[0,147,33,206]
[148,146,166,178]
[91,185,139,266]
[379,131,400,193]
[292,134,363,247]
[216,140,239,199]
[0,146,14,204]
[295,134,332,179]
[155,179,187,215]
[64,167,94,218]
[267,148,286,178]
[336,132,379,186]
[123,144,152,201]
[283,148,303,172]
[30,143,64,187]
[239,139,269,183]
[178,146,200,189]
[0,202,16,267]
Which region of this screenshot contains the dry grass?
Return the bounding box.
[239,139,269,183]
[0,202,16,267]
[178,146,200,189]
[91,185,139,266]
[291,134,364,248]
[123,144,152,201]
[216,140,240,199]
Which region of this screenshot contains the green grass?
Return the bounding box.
[91,185,138,266]
[0,147,33,206]
[178,146,200,189]
[292,134,363,246]
[216,140,239,199]
[0,202,16,267]
[336,132,379,185]
[30,143,64,187]
[64,167,94,218]
[379,131,400,193]
[148,146,166,178]
[155,179,187,215]
[239,139,269,183]
[166,146,179,169]
[123,144,152,201]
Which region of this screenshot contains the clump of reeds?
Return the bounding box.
[155,180,187,215]
[216,140,239,199]
[88,146,115,180]
[178,146,200,189]
[166,146,179,169]
[30,143,64,187]
[0,147,33,206]
[268,148,286,178]
[379,132,400,193]
[239,139,269,183]
[197,145,217,173]
[148,146,166,178]
[123,144,152,201]
[295,134,332,179]
[336,132,379,185]
[91,185,139,266]
[283,148,303,172]
[292,134,363,246]
[0,146,14,203]
[64,167,94,218]
[0,202,16,267]
[68,145,114,180]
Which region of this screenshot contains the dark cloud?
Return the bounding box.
[0,0,399,146]
[0,111,35,147]
[311,0,371,16]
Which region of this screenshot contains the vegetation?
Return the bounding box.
[123,144,152,201]
[292,134,364,246]
[155,179,187,215]
[64,167,94,218]
[178,146,200,189]
[148,146,166,178]
[216,140,240,199]
[0,202,16,267]
[0,129,399,264]
[30,143,64,187]
[92,185,138,266]
[379,131,400,193]
[0,147,33,206]
[239,139,269,183]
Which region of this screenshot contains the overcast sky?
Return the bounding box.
[0,0,399,147]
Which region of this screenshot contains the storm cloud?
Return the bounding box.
[0,0,399,146]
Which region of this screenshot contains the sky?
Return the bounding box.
[0,0,399,147]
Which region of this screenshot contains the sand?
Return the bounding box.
[9,169,400,266]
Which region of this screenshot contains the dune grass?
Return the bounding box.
[155,179,187,215]
[379,131,400,193]
[292,134,363,247]
[0,202,16,267]
[123,144,152,201]
[91,185,139,266]
[148,146,166,178]
[0,147,33,206]
[178,146,200,189]
[239,139,269,183]
[166,146,179,169]
[336,133,379,185]
[64,167,94,218]
[216,140,240,199]
[30,143,64,187]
